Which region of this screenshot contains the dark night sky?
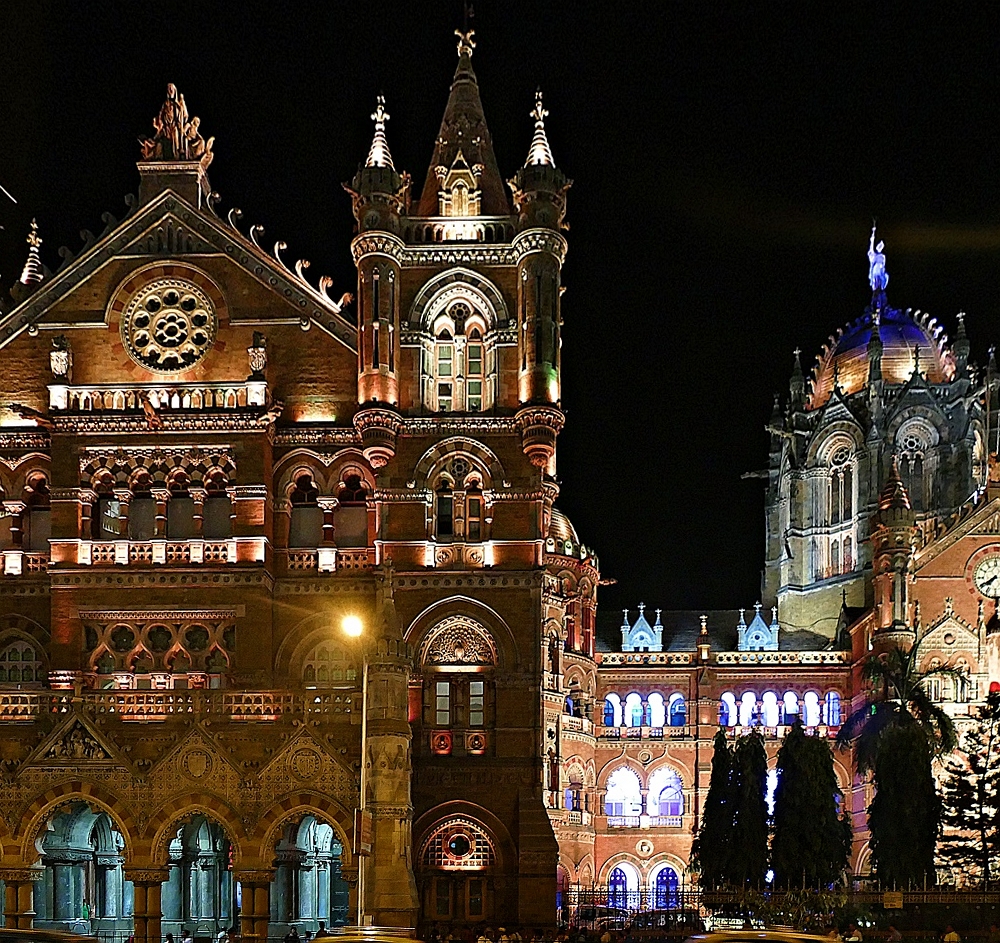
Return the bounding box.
[3,2,1000,612]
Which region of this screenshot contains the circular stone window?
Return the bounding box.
[121,277,217,372]
[447,834,472,858]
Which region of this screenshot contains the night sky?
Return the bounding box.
[3,3,1000,613]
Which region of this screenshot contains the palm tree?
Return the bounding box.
[837,635,961,886]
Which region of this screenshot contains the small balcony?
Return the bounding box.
[77,539,243,566]
[285,547,375,573]
[2,550,49,576]
[598,724,689,740]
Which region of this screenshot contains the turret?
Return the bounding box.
[871,457,917,646]
[507,92,571,469]
[347,97,410,466]
[954,311,970,378]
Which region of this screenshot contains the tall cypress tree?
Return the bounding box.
[939,693,1000,884]
[692,728,735,889]
[731,729,769,886]
[772,720,852,887]
[869,722,941,886]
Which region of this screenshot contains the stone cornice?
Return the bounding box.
[512,229,568,263]
[79,608,237,622]
[0,432,50,450]
[55,414,273,435]
[50,568,274,590]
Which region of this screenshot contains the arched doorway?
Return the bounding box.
[269,815,349,936]
[418,817,496,926]
[33,802,134,936]
[161,814,237,939]
[651,865,678,908]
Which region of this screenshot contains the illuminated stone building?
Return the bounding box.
[0,33,591,934]
[1,27,999,939]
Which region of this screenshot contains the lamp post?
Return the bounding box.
[342,614,369,927]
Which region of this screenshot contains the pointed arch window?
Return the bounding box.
[0,639,44,685]
[898,424,933,512]
[289,473,323,548]
[335,473,369,548]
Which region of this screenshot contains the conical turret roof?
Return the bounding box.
[366,96,396,171]
[416,30,511,217]
[879,456,912,512]
[524,90,555,167]
[19,219,43,286]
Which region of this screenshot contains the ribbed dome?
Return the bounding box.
[808,307,955,410]
[549,508,580,545]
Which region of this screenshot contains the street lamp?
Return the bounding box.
[342,614,369,926]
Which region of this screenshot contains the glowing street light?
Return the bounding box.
[342,614,370,926]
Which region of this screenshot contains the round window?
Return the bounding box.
[121,277,217,372]
[447,834,472,857]
[830,445,852,467]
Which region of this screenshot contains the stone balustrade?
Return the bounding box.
[0,689,359,723]
[286,548,375,573]
[49,380,268,412]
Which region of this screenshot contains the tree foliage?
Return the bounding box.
[836,638,960,886]
[938,692,1000,884]
[692,728,735,889]
[772,720,852,887]
[731,729,769,886]
[869,723,940,886]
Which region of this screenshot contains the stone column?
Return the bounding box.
[236,870,273,943]
[123,869,168,943]
[1,868,42,929]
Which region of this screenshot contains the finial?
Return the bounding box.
[832,359,841,393]
[842,587,848,607]
[754,601,762,615]
[912,344,921,377]
[770,606,778,625]
[638,602,645,615]
[19,219,43,286]
[957,311,967,336]
[868,222,888,293]
[455,28,476,58]
[699,614,708,636]
[654,608,662,625]
[525,89,555,167]
[622,608,629,626]
[366,95,396,171]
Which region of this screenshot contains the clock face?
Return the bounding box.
[974,555,1000,597]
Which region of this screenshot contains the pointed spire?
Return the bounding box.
[417,29,510,216]
[789,347,805,407]
[525,90,555,167]
[19,219,43,286]
[879,455,912,511]
[365,95,396,171]
[954,311,970,377]
[911,344,922,379]
[867,309,883,384]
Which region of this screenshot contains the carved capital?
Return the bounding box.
[351,233,405,265]
[233,869,275,885]
[124,868,170,885]
[0,868,44,883]
[512,228,568,264]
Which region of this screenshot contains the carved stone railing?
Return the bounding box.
[0,689,358,723]
[729,723,839,739]
[285,548,375,573]
[599,651,695,666]
[598,724,689,740]
[714,650,851,665]
[80,540,238,566]
[561,715,595,736]
[2,550,50,576]
[604,813,682,829]
[50,381,268,413]
[606,815,641,829]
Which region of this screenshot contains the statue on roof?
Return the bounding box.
[868,224,889,292]
[139,84,214,169]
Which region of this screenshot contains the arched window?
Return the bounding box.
[466,327,484,411]
[564,770,583,812]
[898,424,932,512]
[335,473,369,548]
[24,472,50,552]
[302,642,355,686]
[92,471,121,541]
[129,469,157,541]
[435,480,454,538]
[739,692,757,726]
[435,330,454,412]
[289,473,323,548]
[648,768,684,817]
[668,693,686,727]
[647,692,665,728]
[608,867,628,908]
[782,691,799,724]
[624,692,643,728]
[719,692,737,727]
[803,691,821,727]
[761,691,779,727]
[421,818,496,870]
[828,445,853,526]
[0,639,43,684]
[603,693,622,728]
[823,691,841,725]
[203,469,233,540]
[654,867,679,908]
[604,767,642,817]
[166,470,195,539]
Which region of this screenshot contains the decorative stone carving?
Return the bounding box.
[45,722,109,760]
[289,747,322,781]
[120,277,217,373]
[139,84,215,169]
[181,748,213,780]
[50,335,72,381]
[248,331,267,377]
[420,616,497,666]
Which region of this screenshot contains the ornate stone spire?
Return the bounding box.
[525,90,555,167]
[879,455,912,512]
[366,96,396,171]
[789,347,805,407]
[19,219,43,286]
[416,30,510,216]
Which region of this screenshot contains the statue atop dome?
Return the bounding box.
[868,224,889,292]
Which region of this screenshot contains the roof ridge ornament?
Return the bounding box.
[366,95,396,171]
[139,83,214,169]
[525,89,555,167]
[456,28,476,59]
[19,218,43,286]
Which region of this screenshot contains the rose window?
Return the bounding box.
[121,278,217,372]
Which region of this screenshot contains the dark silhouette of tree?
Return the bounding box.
[772,720,852,887]
[692,728,735,889]
[837,638,958,887]
[731,729,769,886]
[938,692,1000,884]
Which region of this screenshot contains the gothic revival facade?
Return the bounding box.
[2,28,1000,938]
